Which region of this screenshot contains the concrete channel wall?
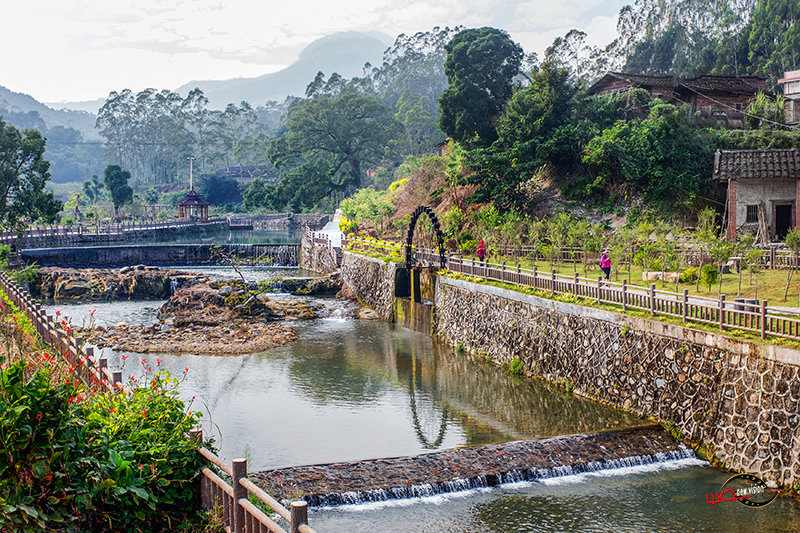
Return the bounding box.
[338,251,800,489]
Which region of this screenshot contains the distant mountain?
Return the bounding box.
[0,85,98,140]
[44,98,105,115]
[174,31,392,108]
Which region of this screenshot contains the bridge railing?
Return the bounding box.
[446,255,800,341]
[0,272,316,532]
[0,218,227,248]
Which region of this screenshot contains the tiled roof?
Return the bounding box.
[713,149,800,180]
[680,76,765,95]
[176,188,211,206]
[588,72,767,96]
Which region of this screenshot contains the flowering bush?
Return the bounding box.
[0,359,210,531]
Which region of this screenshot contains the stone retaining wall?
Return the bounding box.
[435,277,800,488]
[339,252,398,320]
[300,232,339,274]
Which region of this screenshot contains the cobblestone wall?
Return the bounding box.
[339,252,398,319]
[435,277,800,488]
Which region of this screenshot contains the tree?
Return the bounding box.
[0,118,62,229]
[783,227,800,301]
[198,175,242,207]
[83,175,104,205]
[748,0,800,86]
[438,27,523,148]
[103,164,133,216]
[268,91,399,208]
[462,59,581,211]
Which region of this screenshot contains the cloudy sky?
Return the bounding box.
[3,0,628,104]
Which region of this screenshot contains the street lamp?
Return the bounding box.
[187,157,195,190]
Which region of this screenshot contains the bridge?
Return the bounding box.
[20,243,301,268]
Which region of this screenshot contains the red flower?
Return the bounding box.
[156,358,162,366]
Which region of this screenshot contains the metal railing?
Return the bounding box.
[0,218,227,248]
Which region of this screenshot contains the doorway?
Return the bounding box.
[774,203,793,240]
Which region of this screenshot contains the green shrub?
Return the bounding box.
[339,217,358,234]
[459,239,478,254]
[0,360,209,531]
[700,264,718,291]
[679,267,698,283]
[509,357,523,375]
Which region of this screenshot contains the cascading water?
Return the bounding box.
[301,447,696,508]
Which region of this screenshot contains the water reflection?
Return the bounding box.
[46,298,645,470]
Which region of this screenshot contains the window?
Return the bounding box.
[746,204,758,223]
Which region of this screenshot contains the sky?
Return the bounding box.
[2,0,628,104]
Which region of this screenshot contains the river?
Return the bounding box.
[45,266,800,532]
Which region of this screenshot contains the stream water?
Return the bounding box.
[45,266,800,532]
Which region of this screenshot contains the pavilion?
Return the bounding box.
[176,189,211,221]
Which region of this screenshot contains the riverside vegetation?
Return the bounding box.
[0,287,222,531]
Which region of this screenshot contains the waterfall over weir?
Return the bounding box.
[251,426,696,508]
[307,447,695,507]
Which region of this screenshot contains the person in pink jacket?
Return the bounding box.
[477,240,487,262]
[600,250,611,280]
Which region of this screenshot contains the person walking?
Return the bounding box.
[477,239,487,263]
[600,250,612,280]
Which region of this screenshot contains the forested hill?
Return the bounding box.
[0,85,98,140]
[173,32,392,109]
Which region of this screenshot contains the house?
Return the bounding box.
[714,149,800,242]
[587,72,767,126]
[778,70,800,125]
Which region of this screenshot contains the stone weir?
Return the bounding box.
[251,426,693,507]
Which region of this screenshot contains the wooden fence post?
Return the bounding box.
[291,501,308,533]
[533,267,538,289]
[551,269,556,295]
[761,301,768,339]
[622,279,627,311]
[232,458,247,533]
[719,294,725,330]
[682,289,688,322]
[597,276,602,304]
[501,261,506,283]
[517,263,521,285]
[650,284,656,315]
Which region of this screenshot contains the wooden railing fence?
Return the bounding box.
[0,272,317,533]
[0,271,126,393]
[342,238,800,341]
